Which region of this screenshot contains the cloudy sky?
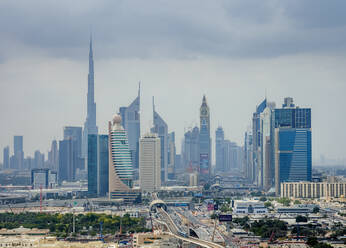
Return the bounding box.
[1,0,346,165]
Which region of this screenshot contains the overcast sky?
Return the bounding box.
[1,0,346,165]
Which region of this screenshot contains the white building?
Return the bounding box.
[234,200,268,214]
[139,133,161,192]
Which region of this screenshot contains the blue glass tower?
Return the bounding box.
[274,97,312,195]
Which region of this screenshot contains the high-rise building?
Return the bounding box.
[252,99,267,185]
[3,146,9,169]
[244,131,253,181]
[151,97,168,183]
[167,132,176,180]
[48,140,58,171]
[88,135,98,196]
[199,95,211,179]
[31,168,57,189]
[274,97,312,195]
[82,36,98,162]
[13,136,24,169]
[108,114,138,202]
[215,127,225,172]
[119,84,140,171]
[34,150,45,169]
[182,127,200,171]
[139,133,161,193]
[64,127,82,158]
[87,134,109,197]
[58,139,75,182]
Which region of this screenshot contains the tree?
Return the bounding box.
[313,206,320,213]
[277,198,291,206]
[294,200,301,205]
[259,196,267,202]
[264,201,272,208]
[296,215,308,223]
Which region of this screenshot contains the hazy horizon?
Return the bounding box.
[1,1,346,166]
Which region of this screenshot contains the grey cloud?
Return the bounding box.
[1,0,346,62]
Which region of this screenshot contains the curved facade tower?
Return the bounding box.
[108,114,138,201]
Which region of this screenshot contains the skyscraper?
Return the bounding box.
[48,140,58,171]
[139,133,161,193]
[252,99,267,185]
[34,150,44,169]
[3,146,9,169]
[215,126,225,172]
[199,95,211,179]
[82,36,98,161]
[87,134,109,197]
[167,132,176,180]
[58,139,75,182]
[244,131,253,180]
[274,97,312,195]
[151,97,168,183]
[119,84,140,171]
[108,114,138,202]
[13,136,24,170]
[183,127,200,171]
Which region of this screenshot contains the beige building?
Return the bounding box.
[139,133,161,193]
[281,181,346,199]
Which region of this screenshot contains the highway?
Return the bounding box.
[156,207,224,248]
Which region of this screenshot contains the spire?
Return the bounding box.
[89,33,93,57]
[201,94,208,107]
[138,81,141,97]
[152,96,155,113]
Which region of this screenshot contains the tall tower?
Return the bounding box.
[119,83,141,170]
[151,97,168,183]
[215,126,225,172]
[108,114,139,202]
[82,35,98,160]
[139,133,161,192]
[199,95,211,180]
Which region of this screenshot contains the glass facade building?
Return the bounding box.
[274,98,312,195]
[87,134,109,197]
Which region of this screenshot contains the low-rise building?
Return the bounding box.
[234,200,267,214]
[281,181,346,199]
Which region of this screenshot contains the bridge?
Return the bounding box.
[150,196,224,248]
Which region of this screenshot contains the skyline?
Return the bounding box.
[1,1,346,164]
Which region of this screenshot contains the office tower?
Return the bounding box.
[82,36,98,161]
[34,150,45,168]
[274,97,312,195]
[3,146,9,169]
[252,99,266,185]
[182,127,200,171]
[87,134,109,197]
[58,139,75,182]
[64,127,82,158]
[244,131,253,181]
[88,135,98,196]
[48,140,58,171]
[13,136,24,169]
[24,156,34,170]
[108,114,138,202]
[260,103,275,191]
[119,84,140,171]
[151,97,168,183]
[167,132,176,180]
[215,127,225,172]
[199,95,211,179]
[139,133,161,192]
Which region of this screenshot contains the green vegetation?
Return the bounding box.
[250,219,288,239]
[307,237,333,248]
[294,200,301,205]
[259,196,267,202]
[0,212,150,237]
[220,204,232,213]
[264,201,272,208]
[296,215,308,223]
[277,197,291,206]
[313,206,320,213]
[232,216,250,229]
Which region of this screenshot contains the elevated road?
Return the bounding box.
[156,207,224,248]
